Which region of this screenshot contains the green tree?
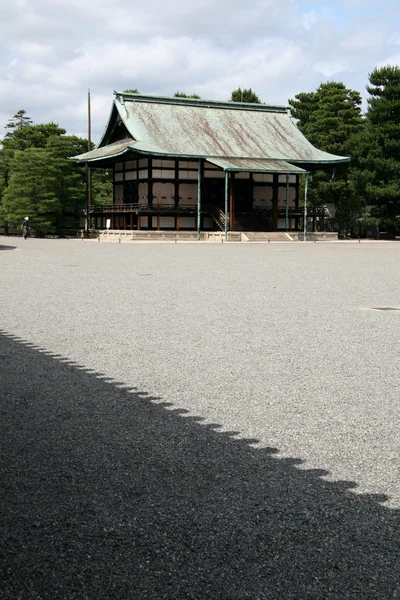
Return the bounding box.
[231,88,261,103]
[4,109,33,138]
[91,169,113,205]
[289,81,364,234]
[0,115,91,235]
[348,65,400,235]
[1,148,60,235]
[45,135,88,231]
[174,91,201,99]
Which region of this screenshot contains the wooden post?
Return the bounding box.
[157,214,160,230]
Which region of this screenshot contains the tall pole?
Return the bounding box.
[224,171,229,241]
[86,88,92,237]
[197,159,201,241]
[303,172,309,242]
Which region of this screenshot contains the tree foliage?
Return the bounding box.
[2,148,60,234]
[91,169,113,205]
[174,91,201,99]
[231,88,261,103]
[0,114,100,235]
[348,65,400,233]
[4,109,33,138]
[289,82,364,234]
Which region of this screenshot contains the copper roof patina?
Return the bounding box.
[206,158,307,174]
[74,93,350,166]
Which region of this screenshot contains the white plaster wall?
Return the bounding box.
[179,183,197,206]
[179,217,196,228]
[153,182,175,205]
[138,182,148,205]
[253,185,273,207]
[160,216,175,228]
[278,186,296,207]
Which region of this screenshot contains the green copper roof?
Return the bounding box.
[74,93,350,166]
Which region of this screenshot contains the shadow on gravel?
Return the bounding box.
[0,245,17,251]
[0,330,399,600]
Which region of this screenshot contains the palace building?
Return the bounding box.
[74,92,349,238]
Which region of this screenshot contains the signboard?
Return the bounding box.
[106,219,111,230]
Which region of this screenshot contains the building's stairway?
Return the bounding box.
[234,212,269,231]
[243,232,292,242]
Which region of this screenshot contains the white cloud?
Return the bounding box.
[1,0,400,142]
[314,61,348,78]
[342,30,383,50]
[301,11,319,31]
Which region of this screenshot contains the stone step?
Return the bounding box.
[243,232,292,242]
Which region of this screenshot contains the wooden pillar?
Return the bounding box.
[176,215,180,230]
[137,213,141,230]
[229,172,235,231]
[123,215,127,230]
[157,214,160,230]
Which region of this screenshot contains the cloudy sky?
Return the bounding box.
[1,0,400,142]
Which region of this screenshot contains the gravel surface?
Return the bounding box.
[1,236,399,599]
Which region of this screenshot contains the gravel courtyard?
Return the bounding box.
[1,237,399,599]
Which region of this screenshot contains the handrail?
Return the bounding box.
[203,205,226,231]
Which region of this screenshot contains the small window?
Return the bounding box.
[125,160,137,170]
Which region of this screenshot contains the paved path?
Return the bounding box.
[1,237,399,598]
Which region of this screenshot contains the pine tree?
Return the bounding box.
[231,88,261,103]
[4,109,33,138]
[174,92,201,99]
[1,148,60,234]
[348,65,400,234]
[289,82,364,234]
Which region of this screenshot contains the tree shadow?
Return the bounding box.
[0,245,17,251]
[0,331,399,600]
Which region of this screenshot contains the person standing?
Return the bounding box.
[22,217,30,240]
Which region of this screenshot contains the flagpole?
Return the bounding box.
[86,88,92,237]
